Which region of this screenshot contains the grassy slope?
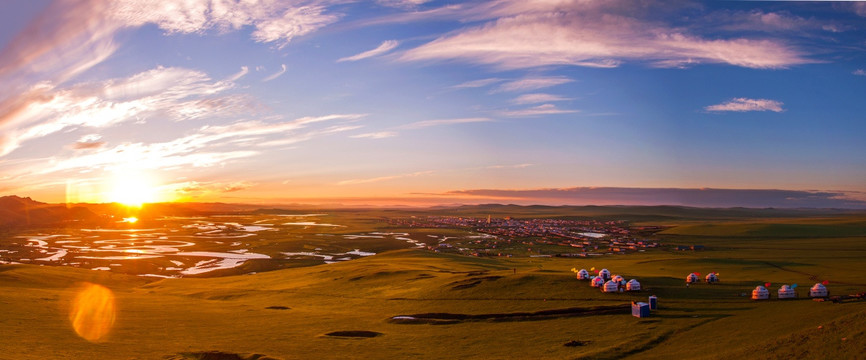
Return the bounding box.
[2,248,865,359]
[2,210,866,359]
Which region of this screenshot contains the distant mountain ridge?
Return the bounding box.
[0,195,98,227]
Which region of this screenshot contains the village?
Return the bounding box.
[389,215,660,257]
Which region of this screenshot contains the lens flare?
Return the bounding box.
[69,283,116,342]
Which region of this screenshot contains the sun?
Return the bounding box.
[108,171,159,207]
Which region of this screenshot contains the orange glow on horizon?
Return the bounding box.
[69,283,116,343]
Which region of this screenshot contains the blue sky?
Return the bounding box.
[0,0,864,207]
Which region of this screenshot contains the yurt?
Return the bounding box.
[778,285,796,299]
[810,283,828,298]
[612,275,624,284]
[591,276,604,287]
[686,273,699,284]
[751,286,769,300]
[602,280,619,293]
[705,273,719,284]
[626,279,641,291]
[577,269,590,280]
[599,269,611,281]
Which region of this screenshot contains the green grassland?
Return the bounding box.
[1,208,865,359]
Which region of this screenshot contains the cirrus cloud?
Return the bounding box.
[338,40,400,62]
[400,3,812,70]
[705,98,784,112]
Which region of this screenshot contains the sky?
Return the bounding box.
[0,0,865,208]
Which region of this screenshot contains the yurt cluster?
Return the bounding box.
[750,282,829,300]
[572,268,641,293]
[571,266,837,319]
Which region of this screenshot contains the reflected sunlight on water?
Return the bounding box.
[69,283,116,342]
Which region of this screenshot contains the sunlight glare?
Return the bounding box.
[122,217,138,223]
[109,171,158,207]
[69,283,116,343]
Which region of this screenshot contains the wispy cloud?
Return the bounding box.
[0,66,244,158]
[262,64,287,82]
[350,131,398,139]
[400,2,811,70]
[223,181,256,193]
[112,1,338,49]
[227,66,249,81]
[500,104,578,117]
[854,69,866,76]
[337,170,433,185]
[9,113,367,183]
[452,78,502,89]
[496,76,573,92]
[401,117,492,129]
[511,93,571,105]
[485,163,533,169]
[705,98,784,112]
[376,0,433,9]
[338,40,399,62]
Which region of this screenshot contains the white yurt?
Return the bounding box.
[599,269,611,281]
[705,273,719,284]
[602,280,619,293]
[810,283,828,298]
[778,285,796,299]
[626,279,641,291]
[686,273,699,284]
[751,286,769,300]
[577,269,590,280]
[591,276,604,287]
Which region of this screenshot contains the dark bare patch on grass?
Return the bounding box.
[324,331,382,338]
[165,351,280,360]
[564,340,592,347]
[265,306,290,310]
[449,275,502,290]
[390,304,629,324]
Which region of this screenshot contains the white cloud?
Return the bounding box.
[262,64,287,82]
[111,1,338,49]
[485,163,533,169]
[400,3,811,70]
[227,66,249,81]
[337,170,433,185]
[0,66,244,157]
[511,93,571,105]
[338,40,399,62]
[350,131,398,139]
[376,0,433,9]
[35,113,366,175]
[452,78,503,89]
[496,76,573,92]
[705,98,784,112]
[854,3,866,17]
[854,69,866,76]
[500,104,579,117]
[402,117,492,129]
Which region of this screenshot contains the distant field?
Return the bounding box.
[1,206,865,359]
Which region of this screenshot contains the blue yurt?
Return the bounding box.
[591,276,604,287]
[631,302,650,318]
[705,273,719,284]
